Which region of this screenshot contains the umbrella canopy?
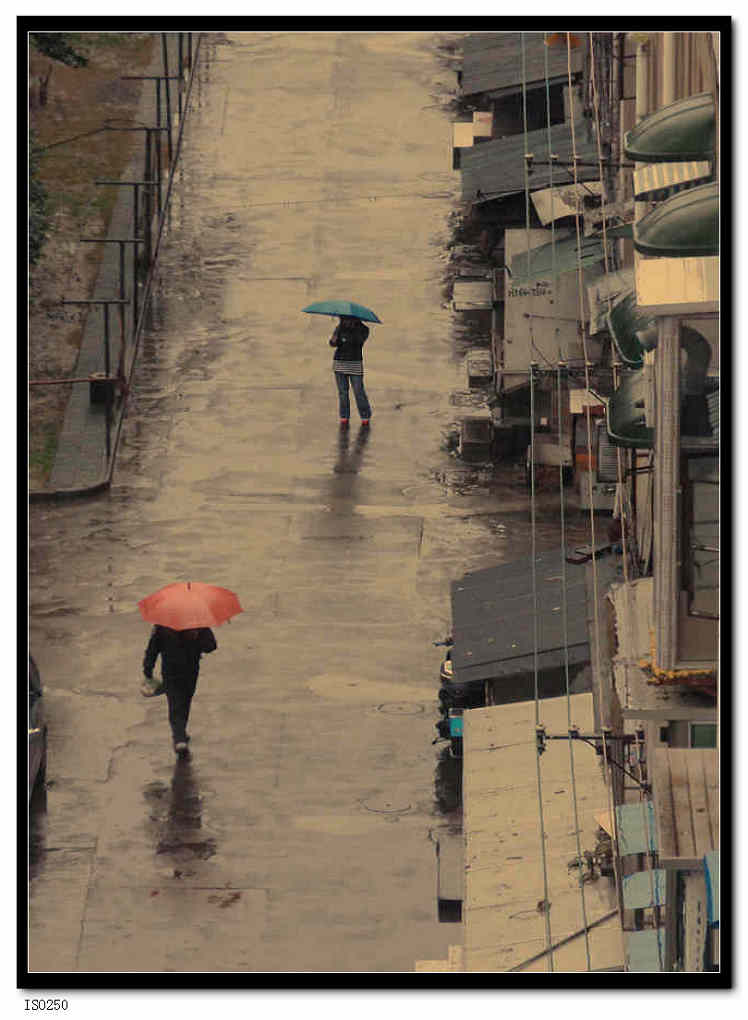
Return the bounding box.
[302,300,382,324]
[138,582,243,631]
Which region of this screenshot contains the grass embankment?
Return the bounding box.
[28,32,157,488]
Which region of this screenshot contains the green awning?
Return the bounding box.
[607,292,656,368]
[634,182,719,258]
[606,369,654,448]
[624,92,715,162]
[510,235,608,283]
[600,222,634,239]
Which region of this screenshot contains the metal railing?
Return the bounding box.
[29,32,201,493]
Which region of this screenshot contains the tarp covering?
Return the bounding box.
[510,233,609,283]
[625,929,666,972]
[622,869,667,909]
[615,802,658,856]
[704,850,719,926]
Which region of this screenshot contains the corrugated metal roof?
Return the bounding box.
[633,160,712,200]
[460,32,580,98]
[450,555,590,685]
[707,389,719,441]
[462,695,623,972]
[651,748,719,868]
[461,120,600,204]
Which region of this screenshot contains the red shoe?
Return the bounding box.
[360,419,370,426]
[339,418,349,427]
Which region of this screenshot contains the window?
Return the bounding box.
[682,456,719,618]
[689,723,717,748]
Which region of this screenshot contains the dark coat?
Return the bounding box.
[143,625,217,682]
[329,319,369,363]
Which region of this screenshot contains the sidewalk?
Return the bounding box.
[32,34,194,499]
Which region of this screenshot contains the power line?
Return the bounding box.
[523,31,554,971]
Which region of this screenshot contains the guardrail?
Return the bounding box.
[29,32,203,501]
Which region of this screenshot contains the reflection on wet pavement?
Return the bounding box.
[333,425,371,477]
[28,30,605,973]
[145,759,217,875]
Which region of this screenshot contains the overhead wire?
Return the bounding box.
[566,34,604,728]
[567,34,630,940]
[542,31,592,972]
[522,30,554,972]
[588,32,632,587]
[587,32,659,950]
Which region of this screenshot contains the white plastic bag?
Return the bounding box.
[140,675,165,698]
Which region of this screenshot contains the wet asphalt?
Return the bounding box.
[28,31,590,974]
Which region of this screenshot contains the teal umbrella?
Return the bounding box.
[302,300,382,324]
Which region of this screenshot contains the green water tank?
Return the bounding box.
[624,92,715,162]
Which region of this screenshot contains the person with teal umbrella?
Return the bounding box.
[303,300,381,427]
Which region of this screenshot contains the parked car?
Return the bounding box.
[28,656,47,799]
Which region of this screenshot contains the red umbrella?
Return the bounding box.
[138,581,243,630]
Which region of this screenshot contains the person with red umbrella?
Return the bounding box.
[138,582,243,755]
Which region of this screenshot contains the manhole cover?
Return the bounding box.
[376,702,425,715]
[361,795,412,815]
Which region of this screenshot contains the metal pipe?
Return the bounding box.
[161,34,173,166]
[103,304,112,459]
[654,316,681,670]
[632,34,651,226]
[30,376,119,386]
[633,35,650,122]
[662,32,677,106]
[144,129,153,269]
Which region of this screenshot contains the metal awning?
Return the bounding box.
[605,368,654,449]
[510,234,609,283]
[461,119,599,205]
[624,92,716,163]
[634,182,719,258]
[460,31,579,98]
[606,291,656,368]
[650,748,718,869]
[633,160,712,201]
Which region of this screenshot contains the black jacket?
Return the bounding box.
[329,319,369,362]
[143,626,217,681]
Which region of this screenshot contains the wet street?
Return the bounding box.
[29,32,588,974]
